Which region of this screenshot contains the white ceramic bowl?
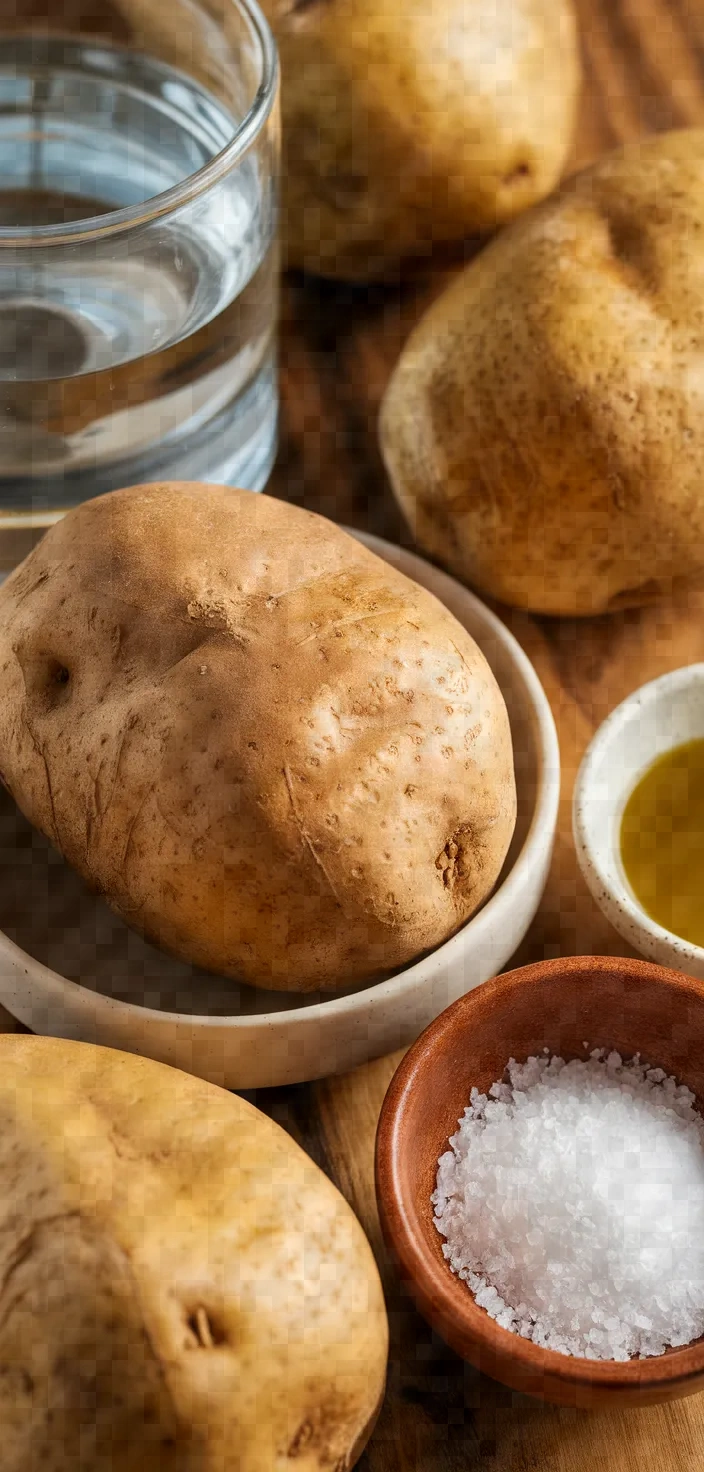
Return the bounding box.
[573,663,704,978]
[0,532,559,1088]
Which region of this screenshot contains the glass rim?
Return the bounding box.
[0,0,278,250]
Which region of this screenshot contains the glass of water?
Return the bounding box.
[0,0,279,569]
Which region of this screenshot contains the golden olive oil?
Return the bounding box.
[620,739,704,947]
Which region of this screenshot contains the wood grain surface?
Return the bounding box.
[2,0,703,1466]
[261,1,704,1465]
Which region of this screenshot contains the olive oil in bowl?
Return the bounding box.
[620,739,704,948]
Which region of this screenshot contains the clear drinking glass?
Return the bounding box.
[0,0,279,569]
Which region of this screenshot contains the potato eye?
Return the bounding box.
[185,1306,226,1348]
[41,659,71,700]
[504,161,532,187]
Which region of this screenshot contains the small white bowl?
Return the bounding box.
[0,533,560,1089]
[574,663,704,978]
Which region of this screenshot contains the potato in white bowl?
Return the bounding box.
[0,483,516,993]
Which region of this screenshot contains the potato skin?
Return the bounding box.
[0,483,515,992]
[380,129,704,617]
[0,1034,387,1472]
[260,0,580,281]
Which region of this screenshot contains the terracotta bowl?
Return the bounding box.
[375,954,704,1409]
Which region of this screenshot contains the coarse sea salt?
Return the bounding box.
[432,1049,704,1361]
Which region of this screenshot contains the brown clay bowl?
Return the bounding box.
[375,954,704,1409]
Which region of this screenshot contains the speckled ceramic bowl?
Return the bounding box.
[573,664,704,978]
[0,532,560,1090]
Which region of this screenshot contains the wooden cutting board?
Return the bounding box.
[2,0,704,1466]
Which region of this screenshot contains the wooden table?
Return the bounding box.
[2,1,703,1467]
[262,2,704,1466]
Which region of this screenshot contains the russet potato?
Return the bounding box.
[0,1034,387,1471]
[0,483,516,992]
[380,129,704,616]
[260,0,580,281]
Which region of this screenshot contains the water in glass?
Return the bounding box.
[0,32,278,525]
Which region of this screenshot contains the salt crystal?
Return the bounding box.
[432,1048,704,1361]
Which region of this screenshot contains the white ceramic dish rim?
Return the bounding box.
[0,532,560,1035]
[573,662,704,966]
